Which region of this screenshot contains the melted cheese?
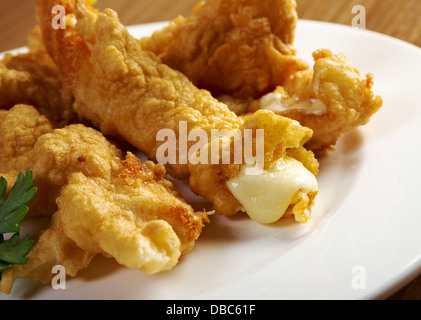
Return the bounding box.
[65,14,77,28]
[261,92,327,115]
[227,156,318,224]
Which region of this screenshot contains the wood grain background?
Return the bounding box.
[0,0,420,52]
[0,0,420,300]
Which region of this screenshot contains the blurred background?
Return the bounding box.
[0,0,420,300]
[0,0,420,52]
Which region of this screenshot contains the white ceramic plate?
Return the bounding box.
[2,20,421,300]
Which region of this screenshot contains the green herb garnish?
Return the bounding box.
[0,170,36,279]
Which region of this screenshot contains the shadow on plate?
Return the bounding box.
[77,255,123,282]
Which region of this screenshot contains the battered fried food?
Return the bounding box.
[0,104,120,216]
[0,27,78,128]
[36,0,319,224]
[140,0,308,99]
[58,152,205,272]
[0,104,57,214]
[188,109,319,223]
[139,0,381,153]
[0,213,95,295]
[0,105,208,294]
[248,49,383,152]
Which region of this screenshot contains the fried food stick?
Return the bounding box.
[140,0,308,100]
[248,49,383,153]
[36,0,319,224]
[139,1,382,153]
[0,105,207,294]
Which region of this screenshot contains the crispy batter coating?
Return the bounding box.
[58,152,205,273]
[188,109,318,215]
[0,104,122,216]
[0,106,207,294]
[140,0,308,99]
[37,0,242,180]
[0,105,57,213]
[248,49,383,152]
[0,105,53,169]
[0,27,79,128]
[0,213,95,294]
[36,0,319,220]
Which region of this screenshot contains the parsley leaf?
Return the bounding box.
[0,170,36,277]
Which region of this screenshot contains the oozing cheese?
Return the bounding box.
[64,14,77,28]
[261,92,327,116]
[227,156,318,224]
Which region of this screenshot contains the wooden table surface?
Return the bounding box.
[0,0,420,300]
